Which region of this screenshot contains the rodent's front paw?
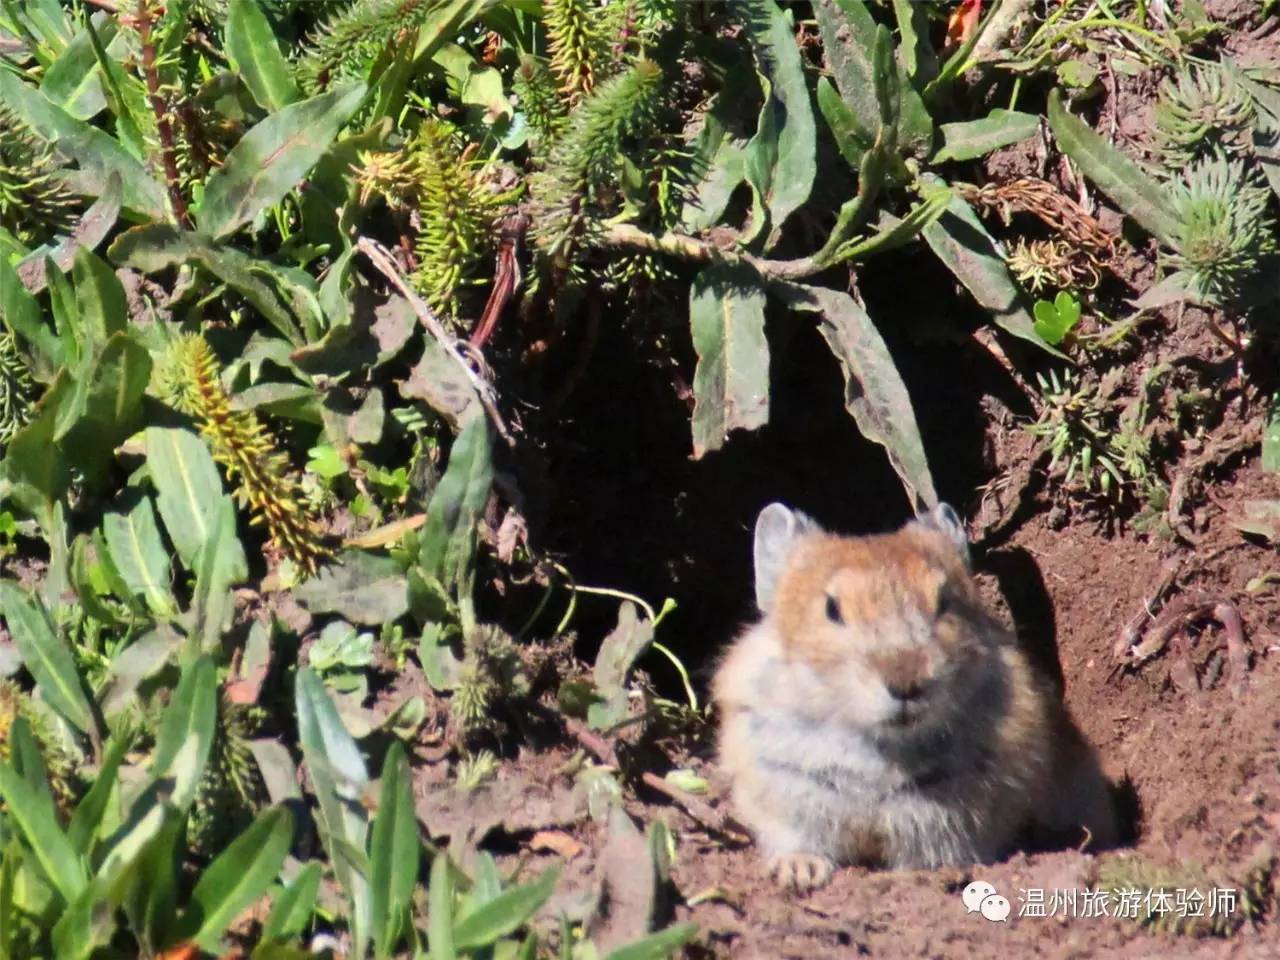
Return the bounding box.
[766,853,834,892]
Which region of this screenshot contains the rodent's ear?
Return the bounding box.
[915,502,971,567]
[753,503,815,612]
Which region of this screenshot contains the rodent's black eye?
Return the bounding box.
[936,590,953,619]
[825,595,844,625]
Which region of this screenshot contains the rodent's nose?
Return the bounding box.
[886,679,925,702]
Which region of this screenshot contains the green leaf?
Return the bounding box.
[816,76,870,170]
[588,602,654,730]
[1264,393,1280,474]
[293,550,409,626]
[0,761,85,902]
[453,868,559,951]
[295,666,371,955]
[225,0,300,112]
[1047,89,1177,245]
[814,0,932,159]
[688,261,769,459]
[0,374,72,529]
[67,735,130,855]
[178,806,294,951]
[9,717,53,809]
[370,743,418,960]
[428,853,457,960]
[261,861,322,943]
[933,109,1040,164]
[190,495,248,652]
[101,496,176,618]
[735,0,817,248]
[110,224,305,344]
[0,70,166,219]
[16,172,123,299]
[921,188,1063,356]
[55,331,153,491]
[38,12,119,119]
[71,246,126,351]
[145,426,230,570]
[122,812,181,950]
[151,655,218,810]
[602,922,700,960]
[0,248,62,375]
[419,416,494,589]
[0,582,93,733]
[774,282,937,509]
[198,82,367,240]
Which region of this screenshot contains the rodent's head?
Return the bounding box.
[753,502,1000,733]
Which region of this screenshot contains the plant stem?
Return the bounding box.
[133,0,191,228]
[600,223,825,280]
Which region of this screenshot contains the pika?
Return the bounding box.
[713,503,1117,891]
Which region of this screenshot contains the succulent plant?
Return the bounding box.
[1154,62,1255,167]
[1164,156,1276,306]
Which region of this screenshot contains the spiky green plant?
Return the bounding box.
[157,334,333,578]
[1154,62,1255,167]
[0,106,76,246]
[529,58,665,264]
[514,54,568,143]
[1165,156,1276,305]
[296,0,439,93]
[0,331,36,447]
[544,0,612,101]
[410,119,504,316]
[1027,368,1125,496]
[188,694,267,854]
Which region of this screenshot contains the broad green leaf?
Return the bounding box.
[0,71,166,218]
[933,109,1040,164]
[817,76,870,170]
[38,12,120,119]
[225,0,300,112]
[151,656,218,809]
[0,250,62,375]
[588,602,654,730]
[428,853,457,960]
[145,426,230,569]
[122,812,181,950]
[261,861,322,943]
[198,82,367,239]
[688,261,769,459]
[370,744,418,960]
[295,667,371,955]
[82,13,150,162]
[0,762,85,902]
[734,0,816,248]
[9,717,53,810]
[921,190,1063,355]
[813,0,932,159]
[0,582,93,733]
[190,495,248,652]
[774,282,937,509]
[102,497,176,618]
[67,736,130,854]
[419,416,494,589]
[1047,89,1177,245]
[602,922,700,960]
[0,373,72,528]
[1265,393,1280,474]
[454,868,559,951]
[54,330,152,490]
[681,62,757,232]
[109,225,305,344]
[293,550,408,626]
[71,246,126,350]
[16,172,123,298]
[179,806,294,951]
